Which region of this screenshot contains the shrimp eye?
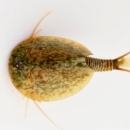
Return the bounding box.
[16,60,24,70]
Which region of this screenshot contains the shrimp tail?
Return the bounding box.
[113,52,130,72]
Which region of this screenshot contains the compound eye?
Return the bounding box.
[16,60,24,70]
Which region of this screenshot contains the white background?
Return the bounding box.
[0,0,130,130]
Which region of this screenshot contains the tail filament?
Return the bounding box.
[86,52,130,72]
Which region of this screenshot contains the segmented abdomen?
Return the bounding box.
[86,57,113,71]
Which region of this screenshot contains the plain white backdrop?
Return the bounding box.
[0,0,130,130]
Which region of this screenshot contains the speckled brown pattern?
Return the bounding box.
[8,36,94,101]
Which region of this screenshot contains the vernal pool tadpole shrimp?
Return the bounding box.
[8,12,130,130]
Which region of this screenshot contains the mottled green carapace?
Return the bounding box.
[9,36,94,101]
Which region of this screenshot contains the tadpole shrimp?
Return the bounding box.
[8,12,130,130]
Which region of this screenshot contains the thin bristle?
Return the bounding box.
[27,11,51,44]
[24,98,29,118]
[33,101,62,130]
